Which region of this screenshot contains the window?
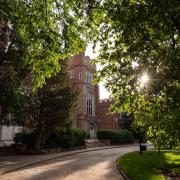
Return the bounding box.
[117,113,126,119]
[86,71,93,84]
[68,70,74,79]
[79,72,82,79]
[86,93,94,115]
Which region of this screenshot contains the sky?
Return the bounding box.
[85,44,110,99]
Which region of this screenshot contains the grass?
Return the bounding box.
[117,151,180,180]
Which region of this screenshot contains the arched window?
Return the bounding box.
[86,93,94,115]
[86,71,93,84]
[68,70,74,79]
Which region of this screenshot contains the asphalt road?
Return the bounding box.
[0,146,139,180]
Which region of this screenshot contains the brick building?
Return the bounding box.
[67,52,125,138]
[97,99,119,130]
[67,52,99,138]
[0,52,126,142]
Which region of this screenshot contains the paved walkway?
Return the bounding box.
[0,145,152,180]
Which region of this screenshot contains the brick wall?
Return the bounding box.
[67,52,121,136]
[97,99,118,129]
[67,52,99,136]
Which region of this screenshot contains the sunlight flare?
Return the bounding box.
[138,73,149,87]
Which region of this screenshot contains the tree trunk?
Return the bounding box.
[35,122,43,149]
[158,146,161,153]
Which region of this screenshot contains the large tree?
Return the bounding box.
[0,0,93,124]
[0,0,89,87]
[90,0,180,146]
[16,61,78,149]
[0,15,27,124]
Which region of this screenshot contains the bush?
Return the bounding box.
[58,135,75,149]
[70,128,87,146]
[15,128,87,149]
[97,129,134,144]
[14,131,36,148]
[44,128,87,149]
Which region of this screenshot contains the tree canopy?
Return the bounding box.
[93,0,180,101]
[0,0,94,123]
[16,61,78,149]
[91,0,180,147]
[0,0,92,88]
[0,0,180,147]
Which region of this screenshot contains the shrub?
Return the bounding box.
[44,128,87,149]
[44,130,59,149]
[120,129,134,144]
[14,130,36,148]
[97,129,134,144]
[15,128,87,149]
[70,128,87,146]
[58,135,75,149]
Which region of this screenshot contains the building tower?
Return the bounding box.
[67,52,99,138]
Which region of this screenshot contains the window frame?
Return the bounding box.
[68,70,74,79]
[79,72,82,79]
[86,93,94,116]
[86,71,93,84]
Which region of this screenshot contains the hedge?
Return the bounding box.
[97,129,134,144]
[45,128,86,149]
[14,130,36,148]
[70,128,87,146]
[14,128,87,149]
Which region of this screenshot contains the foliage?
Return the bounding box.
[1,0,92,148]
[143,97,180,150]
[15,128,87,149]
[89,0,180,148]
[0,15,27,125]
[0,0,95,125]
[117,151,180,180]
[97,129,134,144]
[14,130,36,149]
[57,135,75,149]
[1,0,180,149]
[15,63,78,149]
[70,128,87,146]
[45,128,87,149]
[0,0,92,88]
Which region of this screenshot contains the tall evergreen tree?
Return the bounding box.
[17,62,78,149]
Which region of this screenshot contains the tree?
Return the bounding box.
[16,62,78,149]
[93,0,180,98]
[89,0,180,147]
[0,0,98,88]
[0,16,27,125]
[0,0,93,124]
[0,0,100,148]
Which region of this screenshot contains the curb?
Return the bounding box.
[116,159,130,180]
[116,143,153,180]
[2,144,139,174]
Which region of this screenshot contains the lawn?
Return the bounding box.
[117,151,180,180]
